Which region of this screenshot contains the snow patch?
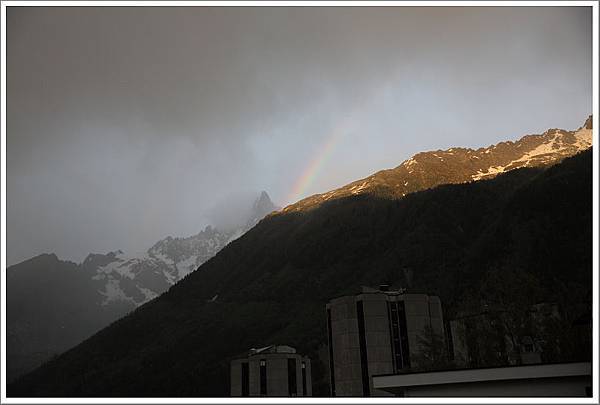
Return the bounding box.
[403,157,417,167]
[227,228,245,244]
[175,255,199,279]
[471,165,507,181]
[351,181,369,195]
[151,252,175,266]
[138,287,158,303]
[573,128,593,150]
[162,268,177,285]
[98,278,135,306]
[471,127,592,182]
[97,259,135,280]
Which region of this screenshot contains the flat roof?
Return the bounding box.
[372,362,591,389]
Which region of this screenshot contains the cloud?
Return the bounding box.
[6,6,592,264]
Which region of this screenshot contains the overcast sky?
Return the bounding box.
[6,6,592,265]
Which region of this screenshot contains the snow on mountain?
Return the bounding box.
[283,116,593,213]
[86,192,279,307]
[471,121,592,180]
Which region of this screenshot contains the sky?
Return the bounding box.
[6,6,592,265]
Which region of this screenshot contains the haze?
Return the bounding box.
[6,6,592,265]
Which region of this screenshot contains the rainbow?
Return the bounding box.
[283,82,393,206]
[284,119,352,205]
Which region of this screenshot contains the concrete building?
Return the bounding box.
[372,362,592,397]
[326,286,445,396]
[230,345,312,397]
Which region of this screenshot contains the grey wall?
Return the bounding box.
[328,296,364,396]
[327,292,445,396]
[403,376,592,397]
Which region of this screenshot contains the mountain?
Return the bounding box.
[6,191,278,383]
[6,254,129,386]
[88,225,231,308]
[284,116,592,212]
[8,118,592,396]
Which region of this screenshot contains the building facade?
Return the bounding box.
[230,345,312,397]
[326,286,445,396]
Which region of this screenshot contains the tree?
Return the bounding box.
[412,323,452,371]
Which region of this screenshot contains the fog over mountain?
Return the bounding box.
[7,6,592,265]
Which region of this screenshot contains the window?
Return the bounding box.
[241,362,249,397]
[288,358,297,396]
[327,308,336,396]
[445,321,455,361]
[259,359,267,396]
[387,302,403,372]
[356,301,370,396]
[397,301,410,369]
[301,361,307,396]
[387,301,410,371]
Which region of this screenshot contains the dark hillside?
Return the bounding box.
[9,150,592,397]
[6,254,132,383]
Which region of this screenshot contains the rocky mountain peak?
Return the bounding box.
[82,190,279,307]
[253,191,277,216]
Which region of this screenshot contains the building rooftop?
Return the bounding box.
[372,362,591,390]
[360,285,406,295]
[249,345,297,356]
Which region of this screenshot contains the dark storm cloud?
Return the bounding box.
[6,6,592,265]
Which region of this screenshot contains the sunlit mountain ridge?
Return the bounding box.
[283,116,592,212]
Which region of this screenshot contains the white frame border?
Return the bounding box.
[0,1,597,404]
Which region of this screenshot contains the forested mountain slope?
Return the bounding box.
[9,149,592,397]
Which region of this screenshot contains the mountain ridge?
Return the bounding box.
[282,115,592,212]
